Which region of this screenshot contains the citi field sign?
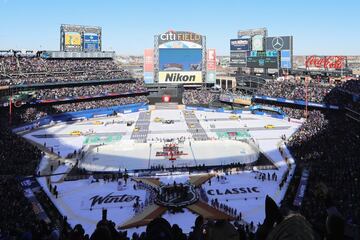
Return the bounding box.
[158,31,203,46]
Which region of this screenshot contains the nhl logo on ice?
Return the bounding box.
[155,183,199,208]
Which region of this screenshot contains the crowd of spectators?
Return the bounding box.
[0,116,42,175]
[182,89,220,105]
[257,78,336,103]
[325,80,360,113]
[282,109,360,238]
[0,57,131,85]
[33,81,146,100]
[11,95,149,124]
[0,110,47,239]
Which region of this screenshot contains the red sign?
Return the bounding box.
[144,49,154,72]
[305,56,346,69]
[162,95,171,102]
[207,49,216,71]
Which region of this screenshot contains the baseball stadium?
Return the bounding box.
[1,2,360,240]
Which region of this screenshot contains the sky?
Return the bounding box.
[0,0,359,56]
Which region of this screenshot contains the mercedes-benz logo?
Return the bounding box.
[271,37,284,50]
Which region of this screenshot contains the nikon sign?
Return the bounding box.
[158,31,203,46]
[158,71,202,84]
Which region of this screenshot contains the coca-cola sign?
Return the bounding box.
[305,56,346,69]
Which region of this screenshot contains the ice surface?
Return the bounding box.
[26,109,302,235]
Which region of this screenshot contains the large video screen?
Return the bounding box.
[83,33,99,51]
[64,32,82,50]
[159,49,202,71]
[246,51,279,68]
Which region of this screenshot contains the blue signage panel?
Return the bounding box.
[83,33,99,51]
[230,39,250,51]
[280,50,292,69]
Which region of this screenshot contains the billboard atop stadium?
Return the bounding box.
[60,24,102,52]
[238,28,267,38]
[230,39,250,51]
[265,36,293,51]
[144,49,154,84]
[305,56,347,69]
[251,35,264,51]
[158,71,202,84]
[206,49,216,83]
[155,30,205,85]
[158,31,203,48]
[83,33,100,51]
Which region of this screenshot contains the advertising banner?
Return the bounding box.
[144,49,154,72]
[158,71,202,84]
[144,72,154,84]
[305,56,346,69]
[265,36,293,51]
[206,48,216,84]
[64,32,81,49]
[233,97,252,105]
[280,50,292,69]
[230,39,250,51]
[144,48,154,84]
[83,33,99,51]
[207,49,216,71]
[251,35,264,51]
[230,51,247,67]
[293,170,309,207]
[206,71,216,84]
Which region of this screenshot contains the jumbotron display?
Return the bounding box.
[144,30,208,84]
[60,24,102,52]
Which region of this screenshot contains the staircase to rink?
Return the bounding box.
[131,111,151,143]
[183,110,209,141]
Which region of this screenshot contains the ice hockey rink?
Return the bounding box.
[22,107,303,234]
[24,109,301,171]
